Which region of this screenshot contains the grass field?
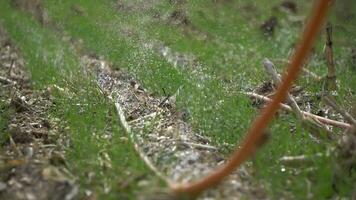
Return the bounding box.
[0,1,161,199]
[1,0,355,199]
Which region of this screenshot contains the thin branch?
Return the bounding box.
[263,58,304,119]
[9,136,23,157]
[128,112,157,124]
[279,153,323,167]
[0,76,16,85]
[114,102,172,185]
[181,141,217,151]
[263,58,338,139]
[325,22,337,90]
[271,58,322,81]
[245,91,351,129]
[8,59,15,76]
[325,22,336,79]
[323,96,356,126]
[94,77,172,185]
[302,68,322,81]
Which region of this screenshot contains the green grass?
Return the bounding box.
[1,0,355,198]
[0,1,161,199]
[42,0,356,198]
[43,0,256,149]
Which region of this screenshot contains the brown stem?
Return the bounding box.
[325,22,337,90]
[171,0,333,197]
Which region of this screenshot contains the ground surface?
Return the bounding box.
[0,0,356,199]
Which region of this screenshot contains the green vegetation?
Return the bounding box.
[0,1,161,199]
[43,0,255,148]
[1,0,355,198]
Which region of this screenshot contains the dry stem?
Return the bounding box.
[0,75,16,85]
[114,101,172,185]
[271,58,322,81]
[325,22,337,90]
[263,58,304,119]
[323,96,356,126]
[279,153,323,167]
[263,58,339,138]
[325,22,335,78]
[245,91,351,129]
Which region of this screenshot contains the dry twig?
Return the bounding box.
[94,79,172,184]
[279,153,323,167]
[271,58,322,81]
[324,22,337,90]
[302,68,322,81]
[263,58,304,119]
[8,59,15,76]
[263,58,338,139]
[114,101,173,185]
[245,91,351,129]
[0,75,16,85]
[9,136,23,157]
[128,112,157,124]
[178,141,217,151]
[323,96,356,126]
[184,142,217,151]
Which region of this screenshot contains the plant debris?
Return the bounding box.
[169,10,190,26]
[260,16,278,36]
[0,27,77,200]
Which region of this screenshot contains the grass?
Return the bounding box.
[1,0,355,198]
[0,1,161,199]
[43,0,356,198]
[43,0,255,149]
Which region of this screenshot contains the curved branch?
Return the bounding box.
[171,0,333,197]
